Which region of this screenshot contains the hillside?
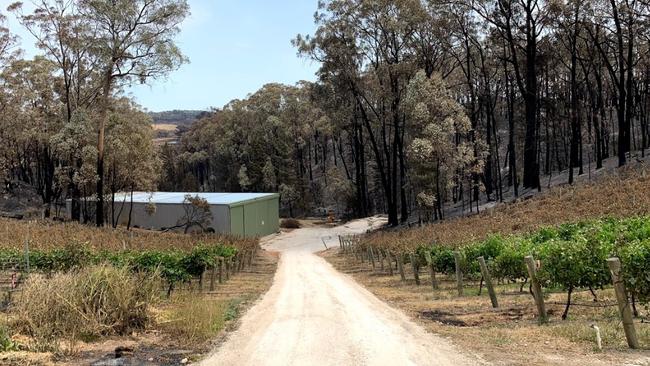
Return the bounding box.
[370,160,650,251]
[148,109,208,127]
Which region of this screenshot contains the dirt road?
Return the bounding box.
[200,217,481,366]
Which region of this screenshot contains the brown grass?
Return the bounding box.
[156,250,278,347]
[13,265,160,353]
[324,250,650,365]
[367,163,650,251]
[2,250,279,364]
[0,218,258,252]
[151,123,178,131]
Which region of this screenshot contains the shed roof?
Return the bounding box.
[113,192,278,206]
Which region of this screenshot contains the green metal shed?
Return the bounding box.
[74,192,280,237]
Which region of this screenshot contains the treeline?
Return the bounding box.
[165,0,650,225]
[0,1,189,225]
[149,110,207,127]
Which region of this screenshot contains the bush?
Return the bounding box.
[493,239,531,284]
[160,296,234,344]
[427,245,455,275]
[280,218,301,229]
[0,242,243,296]
[618,239,650,310]
[15,264,159,349]
[462,235,505,275]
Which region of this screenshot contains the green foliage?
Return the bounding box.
[535,237,612,292]
[492,239,531,283]
[462,235,505,275]
[0,242,240,292]
[425,245,455,275]
[0,325,18,352]
[418,216,650,308]
[618,239,650,309]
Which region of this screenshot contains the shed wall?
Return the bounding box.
[116,203,231,234]
[240,196,279,236]
[86,193,279,237]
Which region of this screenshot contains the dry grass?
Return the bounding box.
[366,163,650,251]
[13,265,160,353]
[324,250,650,365]
[152,249,279,350]
[158,296,232,344]
[0,218,258,253]
[151,123,178,131]
[1,250,279,364]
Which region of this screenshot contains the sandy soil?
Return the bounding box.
[200,216,483,366]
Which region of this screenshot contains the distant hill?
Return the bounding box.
[148,110,208,127]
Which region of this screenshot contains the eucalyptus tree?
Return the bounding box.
[104,98,160,228]
[405,71,486,221]
[471,0,551,189]
[296,0,429,225]
[10,0,103,219]
[78,0,189,226]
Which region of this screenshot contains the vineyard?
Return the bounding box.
[0,218,268,360]
[344,217,650,315]
[0,218,259,294]
[330,167,650,360]
[366,165,650,250]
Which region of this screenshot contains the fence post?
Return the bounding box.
[386,252,394,276]
[454,251,463,296]
[410,253,420,285]
[218,257,224,284]
[24,236,30,274]
[397,253,406,281]
[369,247,376,271]
[199,270,205,292]
[607,257,639,349]
[525,256,547,324]
[478,256,498,308]
[424,251,438,290]
[209,265,216,291]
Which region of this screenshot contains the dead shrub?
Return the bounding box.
[158,295,234,345]
[14,264,159,350]
[280,218,301,229]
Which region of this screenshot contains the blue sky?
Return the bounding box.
[2,0,320,112]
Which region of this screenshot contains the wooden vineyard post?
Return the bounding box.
[218,257,224,284]
[409,253,421,285]
[607,258,639,349]
[478,257,498,308]
[424,252,438,290]
[379,251,385,273]
[397,253,406,281]
[454,251,463,296]
[209,265,216,291]
[386,252,394,276]
[369,247,376,271]
[199,270,205,292]
[525,256,547,324]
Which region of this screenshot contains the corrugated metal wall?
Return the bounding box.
[104,195,279,237]
[230,196,279,237]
